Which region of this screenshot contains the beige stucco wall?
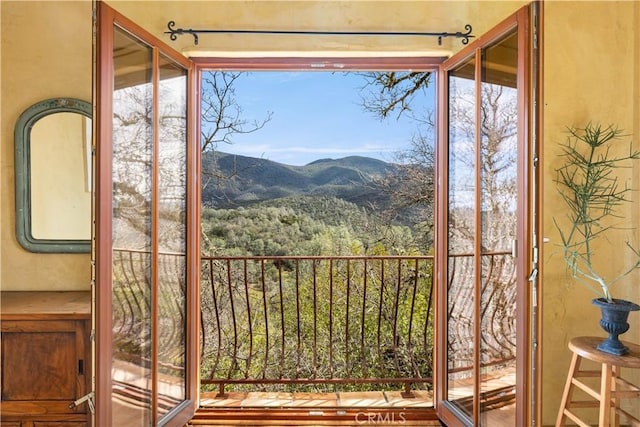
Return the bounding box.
[542,1,640,424]
[0,0,92,291]
[12,1,640,426]
[105,0,523,57]
[0,2,3,287]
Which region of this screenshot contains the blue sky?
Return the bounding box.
[208,71,434,166]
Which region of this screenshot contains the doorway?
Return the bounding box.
[94,3,537,426]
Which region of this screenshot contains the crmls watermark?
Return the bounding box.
[355,411,407,424]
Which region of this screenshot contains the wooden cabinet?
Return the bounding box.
[1,292,91,427]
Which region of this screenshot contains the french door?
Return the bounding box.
[95,3,199,426]
[436,6,533,427]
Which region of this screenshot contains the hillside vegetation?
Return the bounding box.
[201,196,419,257]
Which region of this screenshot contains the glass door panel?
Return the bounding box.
[97,4,196,426]
[479,31,518,426]
[156,55,188,419]
[438,6,530,426]
[446,54,477,421]
[111,26,154,426]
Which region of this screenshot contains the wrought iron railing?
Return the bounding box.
[110,249,516,401]
[112,248,187,373]
[200,255,435,396]
[445,251,517,377]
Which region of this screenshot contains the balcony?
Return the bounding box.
[111,250,516,424]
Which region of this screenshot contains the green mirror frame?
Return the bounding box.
[15,98,92,253]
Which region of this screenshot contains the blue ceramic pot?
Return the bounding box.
[592,298,640,356]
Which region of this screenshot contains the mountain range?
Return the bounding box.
[201,151,396,209]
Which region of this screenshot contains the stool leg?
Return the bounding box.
[556,352,581,427]
[611,365,619,427]
[599,362,612,427]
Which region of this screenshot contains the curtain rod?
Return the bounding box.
[165,21,474,46]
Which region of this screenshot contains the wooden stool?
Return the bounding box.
[556,336,640,427]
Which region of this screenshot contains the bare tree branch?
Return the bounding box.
[200,71,273,196]
[358,71,431,120]
[200,71,273,153]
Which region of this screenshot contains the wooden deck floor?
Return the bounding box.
[200,390,434,409]
[193,367,517,425]
[194,390,437,426]
[110,359,515,425]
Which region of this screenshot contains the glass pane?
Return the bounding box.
[479,31,518,426]
[446,55,476,417]
[111,26,153,426]
[156,55,188,419]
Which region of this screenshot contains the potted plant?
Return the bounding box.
[555,122,640,355]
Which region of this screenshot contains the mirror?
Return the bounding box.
[15,98,92,253]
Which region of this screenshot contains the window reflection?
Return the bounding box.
[111,26,154,426]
